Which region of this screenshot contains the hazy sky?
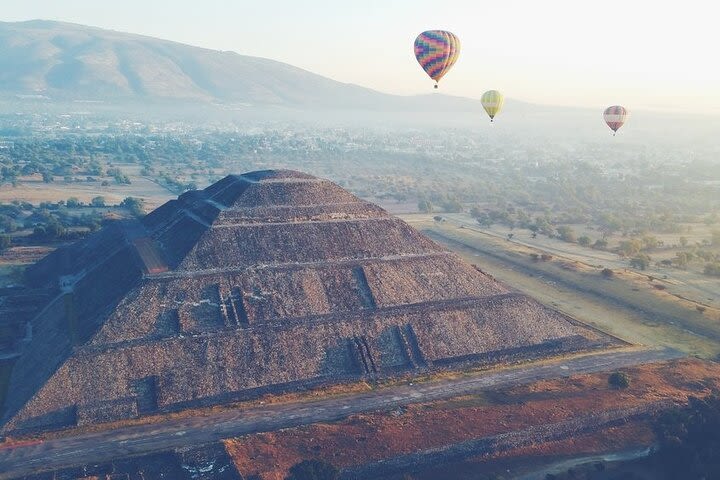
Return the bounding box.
[4,0,719,113]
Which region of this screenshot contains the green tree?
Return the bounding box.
[642,235,659,251]
[91,196,106,207]
[630,254,651,270]
[577,236,591,247]
[120,197,145,218]
[66,197,81,208]
[556,225,576,243]
[417,199,433,214]
[440,197,463,213]
[45,221,66,239]
[618,239,642,257]
[0,235,11,252]
[653,396,720,479]
[286,460,339,480]
[475,212,493,228]
[592,239,608,250]
[679,236,688,247]
[712,230,720,246]
[704,263,720,277]
[675,251,693,269]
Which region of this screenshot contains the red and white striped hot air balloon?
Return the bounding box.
[603,105,629,135]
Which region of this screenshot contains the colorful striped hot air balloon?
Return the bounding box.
[481,90,504,122]
[603,105,629,135]
[414,30,461,89]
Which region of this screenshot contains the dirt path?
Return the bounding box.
[0,348,681,479]
[342,405,665,480]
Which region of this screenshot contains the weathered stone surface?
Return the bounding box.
[0,170,617,433]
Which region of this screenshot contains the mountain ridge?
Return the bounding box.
[0,20,556,114]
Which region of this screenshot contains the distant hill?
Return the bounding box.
[0,20,498,112]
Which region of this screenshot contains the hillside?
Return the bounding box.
[0,20,489,111]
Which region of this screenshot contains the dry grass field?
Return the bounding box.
[401,215,720,359]
[225,359,720,480]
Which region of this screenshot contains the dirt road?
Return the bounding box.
[0,348,682,479]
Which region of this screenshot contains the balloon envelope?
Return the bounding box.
[414,30,461,87]
[481,90,504,121]
[603,105,629,133]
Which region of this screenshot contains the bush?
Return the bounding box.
[120,197,145,218]
[556,225,576,243]
[704,263,720,277]
[601,268,614,278]
[540,253,553,262]
[0,234,10,252]
[652,396,720,479]
[630,254,651,270]
[286,460,339,480]
[609,371,630,389]
[592,239,608,250]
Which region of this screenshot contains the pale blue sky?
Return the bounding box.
[4,0,719,113]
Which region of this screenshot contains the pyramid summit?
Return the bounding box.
[1,170,617,433]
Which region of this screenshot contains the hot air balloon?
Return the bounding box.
[481,90,504,122]
[414,30,461,89]
[603,105,629,135]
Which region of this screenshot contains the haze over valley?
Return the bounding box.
[1,7,720,480]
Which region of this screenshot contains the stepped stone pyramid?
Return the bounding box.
[1,170,617,433]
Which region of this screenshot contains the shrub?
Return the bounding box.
[0,234,10,252]
[704,263,720,277]
[286,460,339,480]
[601,268,614,278]
[556,226,576,243]
[593,239,608,250]
[630,254,651,270]
[609,371,630,389]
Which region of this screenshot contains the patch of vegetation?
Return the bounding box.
[704,263,720,277]
[608,371,630,389]
[285,460,339,480]
[630,254,651,271]
[651,396,720,479]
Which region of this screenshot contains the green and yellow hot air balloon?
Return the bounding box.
[481,90,504,122]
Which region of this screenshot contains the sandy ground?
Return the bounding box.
[224,358,719,480]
